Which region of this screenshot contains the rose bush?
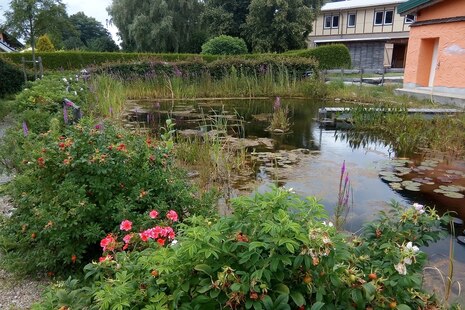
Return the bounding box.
[33,187,449,309]
[0,119,214,275]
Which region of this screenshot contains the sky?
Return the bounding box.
[0,0,120,43]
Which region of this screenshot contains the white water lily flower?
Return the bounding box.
[394,262,407,275]
[406,241,419,253]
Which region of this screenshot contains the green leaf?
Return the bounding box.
[252,301,263,310]
[209,289,220,299]
[311,302,325,310]
[230,283,242,292]
[274,294,289,305]
[274,283,290,295]
[290,291,305,306]
[362,283,376,301]
[197,285,211,294]
[262,295,273,310]
[397,305,412,310]
[194,264,212,276]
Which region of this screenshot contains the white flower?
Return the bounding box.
[394,262,407,275]
[413,203,425,214]
[404,257,412,265]
[405,241,419,253]
[287,187,295,193]
[322,221,334,227]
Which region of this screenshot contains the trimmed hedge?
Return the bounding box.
[201,35,248,55]
[285,44,352,69]
[0,57,25,98]
[1,45,347,72]
[96,55,318,80]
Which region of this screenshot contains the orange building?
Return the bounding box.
[397,0,465,106]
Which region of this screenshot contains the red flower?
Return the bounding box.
[139,231,150,242]
[37,157,45,167]
[100,234,116,251]
[149,210,159,219]
[123,234,132,244]
[120,220,132,231]
[116,143,126,151]
[99,255,113,262]
[157,238,166,246]
[71,255,77,264]
[166,210,178,222]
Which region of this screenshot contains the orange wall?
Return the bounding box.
[417,0,465,21]
[404,21,465,88]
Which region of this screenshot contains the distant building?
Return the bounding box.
[308,0,413,69]
[0,31,23,53]
[397,0,465,106]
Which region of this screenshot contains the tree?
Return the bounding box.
[62,12,118,52]
[201,0,250,38]
[3,0,69,78]
[36,33,55,51]
[201,35,248,55]
[243,0,321,53]
[107,0,205,52]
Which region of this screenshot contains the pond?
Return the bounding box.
[126,98,465,301]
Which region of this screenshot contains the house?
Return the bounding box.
[396,0,465,106]
[308,0,414,69]
[0,31,23,53]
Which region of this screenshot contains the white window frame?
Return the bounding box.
[374,10,394,26]
[384,10,394,25]
[347,13,356,27]
[405,14,415,24]
[324,14,340,29]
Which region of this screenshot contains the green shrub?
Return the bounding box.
[0,57,25,98]
[36,34,55,52]
[33,187,448,309]
[0,119,213,275]
[201,35,248,55]
[286,44,352,69]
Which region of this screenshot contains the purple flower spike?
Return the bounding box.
[22,121,28,136]
[341,160,346,176]
[273,97,281,111]
[63,105,69,124]
[109,107,113,116]
[95,123,103,131]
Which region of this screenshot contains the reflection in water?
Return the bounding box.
[128,98,465,290]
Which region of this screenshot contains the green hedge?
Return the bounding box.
[285,44,352,69]
[96,55,318,80]
[0,57,25,98]
[1,51,222,71]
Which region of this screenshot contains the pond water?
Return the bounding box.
[127,98,465,301]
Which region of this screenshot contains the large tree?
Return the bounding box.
[108,0,205,53]
[243,0,321,53]
[3,0,70,77]
[201,0,250,39]
[62,12,119,52]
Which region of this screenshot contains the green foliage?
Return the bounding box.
[0,119,213,275]
[286,44,352,69]
[62,12,119,52]
[108,0,204,52]
[201,35,248,55]
[36,34,55,52]
[244,0,314,52]
[34,188,448,309]
[201,0,250,39]
[0,57,25,98]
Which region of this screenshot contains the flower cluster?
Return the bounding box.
[394,241,420,275]
[98,210,178,262]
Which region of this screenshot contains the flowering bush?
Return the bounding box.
[0,119,213,275]
[34,187,449,309]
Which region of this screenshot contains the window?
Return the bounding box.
[405,14,415,24]
[374,10,394,25]
[347,13,356,27]
[324,14,340,28]
[384,11,393,24]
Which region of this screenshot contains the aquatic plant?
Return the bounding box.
[334,160,352,230]
[269,96,291,133]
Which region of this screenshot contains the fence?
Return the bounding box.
[320,68,404,86]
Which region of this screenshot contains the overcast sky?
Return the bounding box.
[0,0,120,43]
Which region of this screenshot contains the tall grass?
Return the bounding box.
[114,67,327,100]
[87,75,126,117]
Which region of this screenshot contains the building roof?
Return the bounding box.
[397,0,443,15]
[0,40,16,53]
[321,0,407,12]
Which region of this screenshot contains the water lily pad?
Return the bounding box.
[434,189,448,194]
[390,183,403,190]
[379,171,396,176]
[417,166,434,171]
[412,178,435,185]
[401,181,421,187]
[443,192,465,199]
[439,185,462,192]
[382,175,403,182]
[421,160,439,167]
[446,170,463,175]
[404,186,421,192]
[395,167,412,174]
[437,176,453,183]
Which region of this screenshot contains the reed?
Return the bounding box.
[87,74,126,118]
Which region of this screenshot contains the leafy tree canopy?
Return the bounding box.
[201,0,250,39]
[107,0,204,53]
[36,33,55,51]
